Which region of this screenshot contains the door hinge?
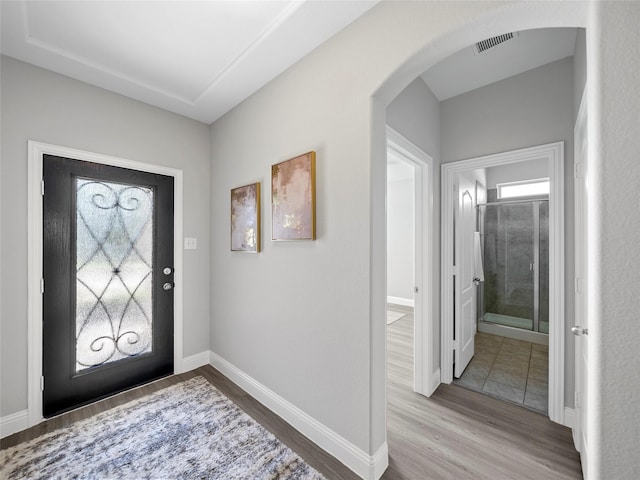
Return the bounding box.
[452,340,458,352]
[575,391,581,409]
[575,276,581,294]
[40,278,45,294]
[41,179,45,196]
[574,162,582,180]
[40,376,45,392]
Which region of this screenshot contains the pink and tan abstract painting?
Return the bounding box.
[231,182,260,252]
[271,152,316,240]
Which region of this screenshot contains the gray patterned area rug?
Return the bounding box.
[1,376,326,480]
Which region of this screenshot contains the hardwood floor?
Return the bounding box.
[384,313,582,480]
[3,316,581,480]
[1,367,358,480]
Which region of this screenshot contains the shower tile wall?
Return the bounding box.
[482,190,535,322]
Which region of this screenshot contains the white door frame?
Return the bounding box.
[573,86,589,473]
[453,172,478,378]
[27,141,184,427]
[441,141,566,425]
[386,127,438,396]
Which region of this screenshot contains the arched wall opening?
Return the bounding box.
[369,2,589,476]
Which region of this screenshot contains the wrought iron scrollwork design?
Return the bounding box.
[75,179,154,371]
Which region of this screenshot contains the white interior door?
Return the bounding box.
[574,94,589,476]
[386,126,436,397]
[454,173,477,377]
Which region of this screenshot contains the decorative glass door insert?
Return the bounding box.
[75,179,154,371]
[43,154,174,418]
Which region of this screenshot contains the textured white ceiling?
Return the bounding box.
[421,28,578,101]
[1,0,378,124]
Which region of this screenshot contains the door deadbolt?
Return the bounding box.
[163,267,173,275]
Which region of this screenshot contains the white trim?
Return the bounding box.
[573,84,589,465]
[564,406,576,429]
[1,409,29,439]
[440,141,565,424]
[27,141,184,428]
[209,351,387,480]
[478,321,549,346]
[386,296,414,308]
[386,126,437,398]
[430,368,441,395]
[370,442,390,480]
[181,351,210,373]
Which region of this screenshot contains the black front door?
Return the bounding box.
[43,154,174,417]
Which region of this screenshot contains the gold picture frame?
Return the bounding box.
[271,151,316,241]
[231,182,261,252]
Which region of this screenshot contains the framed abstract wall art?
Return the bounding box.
[271,151,316,241]
[231,182,261,252]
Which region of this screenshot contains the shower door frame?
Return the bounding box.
[477,198,548,339]
[441,141,566,426]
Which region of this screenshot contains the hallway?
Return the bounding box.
[384,310,580,479]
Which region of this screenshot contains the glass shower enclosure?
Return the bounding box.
[478,199,549,343]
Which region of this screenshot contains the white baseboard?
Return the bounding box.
[1,409,29,439]
[371,442,389,479]
[563,406,576,429]
[563,407,578,450]
[181,351,210,373]
[387,296,414,308]
[429,368,441,396]
[209,351,388,480]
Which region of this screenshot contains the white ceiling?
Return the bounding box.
[1,4,578,124]
[421,28,578,101]
[1,0,378,124]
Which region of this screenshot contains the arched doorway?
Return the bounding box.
[370,3,589,478]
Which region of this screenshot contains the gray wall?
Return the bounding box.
[386,77,441,374]
[573,28,587,119]
[486,159,549,189]
[592,4,640,476]
[0,56,211,417]
[386,78,441,159]
[441,57,576,407]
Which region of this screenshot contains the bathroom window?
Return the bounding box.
[497,178,550,199]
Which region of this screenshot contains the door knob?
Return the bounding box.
[163,282,174,291]
[571,326,588,336]
[473,277,481,286]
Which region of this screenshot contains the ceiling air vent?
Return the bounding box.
[474,32,517,54]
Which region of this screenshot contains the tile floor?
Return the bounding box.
[454,332,549,414]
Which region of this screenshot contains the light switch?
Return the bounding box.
[184,237,197,250]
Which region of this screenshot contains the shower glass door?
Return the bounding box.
[483,203,535,330]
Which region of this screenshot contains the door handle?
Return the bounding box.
[473,277,481,286]
[162,282,174,291]
[571,326,588,336]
